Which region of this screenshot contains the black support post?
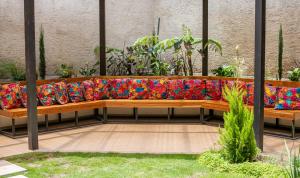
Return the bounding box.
[24,0,38,150]
[254,0,266,151]
[202,0,208,76]
[99,0,106,75]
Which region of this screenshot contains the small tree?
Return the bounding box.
[219,84,258,163]
[39,25,46,80]
[278,24,283,80]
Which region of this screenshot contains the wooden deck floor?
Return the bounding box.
[0,123,299,158]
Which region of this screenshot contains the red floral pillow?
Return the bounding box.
[0,83,22,110]
[184,79,206,100]
[94,78,110,100]
[148,79,168,99]
[206,80,222,100]
[54,81,69,105]
[37,84,57,106]
[222,80,247,102]
[129,79,149,99]
[275,87,300,110]
[167,79,185,100]
[246,83,279,107]
[110,79,129,99]
[19,85,40,107]
[67,82,85,103]
[82,80,95,101]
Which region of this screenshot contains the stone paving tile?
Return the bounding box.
[0,160,26,176]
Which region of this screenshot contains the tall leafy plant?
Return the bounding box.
[39,25,46,80]
[278,24,284,80]
[219,84,258,163]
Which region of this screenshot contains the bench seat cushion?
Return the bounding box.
[67,82,85,103]
[247,83,279,108]
[148,79,168,99]
[167,79,184,100]
[110,79,129,99]
[184,79,206,100]
[0,83,22,110]
[20,85,40,107]
[37,84,57,106]
[206,80,222,100]
[82,80,95,101]
[222,80,247,102]
[129,79,149,99]
[94,79,110,100]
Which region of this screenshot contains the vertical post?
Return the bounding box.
[99,0,106,75]
[254,0,266,151]
[24,0,38,150]
[202,0,208,76]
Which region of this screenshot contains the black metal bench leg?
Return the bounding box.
[58,113,62,122]
[12,118,16,137]
[171,108,175,118]
[134,108,138,120]
[103,107,108,123]
[94,108,102,121]
[168,108,171,120]
[45,114,49,131]
[292,120,296,139]
[200,108,205,123]
[75,111,79,126]
[275,118,279,127]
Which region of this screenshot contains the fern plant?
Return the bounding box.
[288,68,300,82]
[39,25,46,80]
[219,84,258,163]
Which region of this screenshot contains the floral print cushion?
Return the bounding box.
[148,79,168,99]
[37,84,57,106]
[94,78,110,100]
[67,82,85,103]
[82,80,95,101]
[184,79,206,100]
[246,83,279,107]
[110,79,129,99]
[206,80,222,100]
[275,87,300,110]
[54,81,69,105]
[20,85,40,107]
[0,83,22,110]
[167,79,185,100]
[129,79,149,99]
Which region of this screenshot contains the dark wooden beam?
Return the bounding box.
[99,0,106,75]
[24,0,38,150]
[254,0,266,151]
[202,0,208,76]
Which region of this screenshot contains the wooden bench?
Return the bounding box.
[0,76,299,138]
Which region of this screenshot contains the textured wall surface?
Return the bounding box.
[0,0,299,76]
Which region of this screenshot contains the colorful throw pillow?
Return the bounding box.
[206,80,222,100]
[275,87,300,110]
[19,85,40,107]
[246,83,279,107]
[222,80,247,101]
[129,79,149,99]
[167,79,185,100]
[67,82,85,103]
[82,80,95,101]
[184,79,206,100]
[37,84,57,106]
[54,81,69,105]
[94,78,110,100]
[148,79,168,99]
[110,79,129,99]
[0,83,22,110]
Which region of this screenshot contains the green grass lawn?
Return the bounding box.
[5,152,251,178]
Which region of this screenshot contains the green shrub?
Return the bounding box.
[39,25,46,80]
[1,63,26,81]
[288,68,300,82]
[198,151,286,178]
[55,64,74,78]
[220,85,258,163]
[211,65,236,77]
[79,63,97,77]
[278,24,283,80]
[285,142,300,178]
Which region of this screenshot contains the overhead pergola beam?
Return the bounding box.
[254,0,266,150]
[99,0,106,75]
[202,0,208,76]
[24,0,38,150]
